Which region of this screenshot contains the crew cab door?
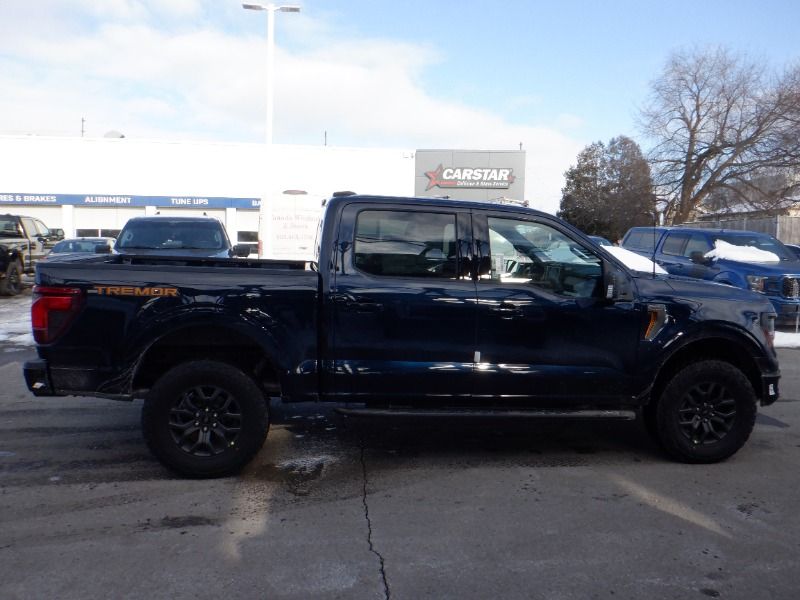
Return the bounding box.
[331,202,476,402]
[472,211,642,404]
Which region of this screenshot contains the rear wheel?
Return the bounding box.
[142,360,269,478]
[0,260,22,296]
[654,360,757,463]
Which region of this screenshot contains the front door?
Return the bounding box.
[331,202,477,404]
[472,212,643,405]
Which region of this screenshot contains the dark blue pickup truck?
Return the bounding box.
[622,226,800,329]
[24,195,780,476]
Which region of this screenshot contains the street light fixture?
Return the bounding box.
[242,3,301,145]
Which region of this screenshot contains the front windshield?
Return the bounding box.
[716,233,794,261]
[117,220,225,250]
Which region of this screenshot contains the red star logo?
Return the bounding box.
[424,164,445,190]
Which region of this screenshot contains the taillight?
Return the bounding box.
[31,286,84,344]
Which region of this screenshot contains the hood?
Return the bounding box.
[634,272,775,320]
[713,257,800,276]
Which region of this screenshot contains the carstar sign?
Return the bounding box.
[424,164,515,190]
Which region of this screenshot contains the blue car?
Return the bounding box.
[622,226,800,328]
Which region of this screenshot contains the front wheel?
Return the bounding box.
[0,260,22,296]
[654,360,757,463]
[142,360,269,478]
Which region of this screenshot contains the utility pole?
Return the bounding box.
[81,117,86,137]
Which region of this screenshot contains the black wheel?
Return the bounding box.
[0,260,22,296]
[142,360,269,478]
[655,360,757,463]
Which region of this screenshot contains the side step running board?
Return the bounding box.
[335,407,637,420]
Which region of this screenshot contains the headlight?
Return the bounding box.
[747,275,767,293]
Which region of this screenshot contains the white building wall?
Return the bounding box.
[0,135,416,240]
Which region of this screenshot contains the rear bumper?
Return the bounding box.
[24,359,129,399]
[24,359,57,396]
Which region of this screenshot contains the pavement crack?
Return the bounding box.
[360,442,390,600]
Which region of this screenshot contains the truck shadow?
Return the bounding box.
[271,400,663,469]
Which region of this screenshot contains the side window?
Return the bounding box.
[354,210,457,278]
[662,232,689,256]
[486,217,602,298]
[625,230,657,253]
[21,217,36,238]
[684,234,713,258]
[33,219,50,236]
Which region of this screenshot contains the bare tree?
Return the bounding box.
[640,47,800,224]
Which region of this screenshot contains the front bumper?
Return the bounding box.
[759,368,780,406]
[770,299,800,330]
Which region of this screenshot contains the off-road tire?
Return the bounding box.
[655,360,757,463]
[0,260,22,296]
[142,360,269,478]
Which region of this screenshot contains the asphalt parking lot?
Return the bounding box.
[1,291,800,599]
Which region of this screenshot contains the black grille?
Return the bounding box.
[783,277,800,298]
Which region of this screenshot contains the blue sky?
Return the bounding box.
[0,0,797,212]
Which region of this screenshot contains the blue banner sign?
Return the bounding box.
[0,193,261,209]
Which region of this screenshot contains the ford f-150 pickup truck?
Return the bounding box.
[622,226,800,329]
[24,195,780,477]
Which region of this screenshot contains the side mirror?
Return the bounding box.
[232,244,252,258]
[602,260,634,302]
[689,251,711,265]
[95,244,112,254]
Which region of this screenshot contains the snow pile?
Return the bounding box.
[704,240,780,263]
[0,293,33,346]
[602,246,667,274]
[775,332,800,348]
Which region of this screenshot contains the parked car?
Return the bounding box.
[622,226,800,328]
[0,214,58,295]
[588,235,613,246]
[114,216,250,258]
[25,195,779,477]
[43,237,116,261]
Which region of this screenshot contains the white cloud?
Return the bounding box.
[0,1,583,213]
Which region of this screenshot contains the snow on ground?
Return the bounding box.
[0,291,33,347]
[601,246,667,274]
[705,240,780,263]
[775,332,800,348]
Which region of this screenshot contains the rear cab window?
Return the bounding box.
[623,229,659,253]
[353,210,458,278]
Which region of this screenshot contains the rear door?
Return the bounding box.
[331,202,477,403]
[472,210,643,404]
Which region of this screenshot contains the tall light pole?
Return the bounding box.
[242,3,300,145]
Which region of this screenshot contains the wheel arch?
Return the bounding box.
[648,331,764,408]
[131,322,284,398]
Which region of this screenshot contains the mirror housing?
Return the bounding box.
[689,251,711,265]
[232,244,252,258]
[601,260,634,302]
